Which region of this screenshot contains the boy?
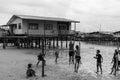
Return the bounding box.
[26,63,36,78]
[94,50,103,74]
[110,49,118,76]
[74,45,81,73]
[36,53,46,66]
[55,47,59,64]
[69,41,75,64]
[117,50,120,70]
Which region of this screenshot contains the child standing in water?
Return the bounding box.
[69,41,75,64]
[55,47,59,64]
[110,49,118,76]
[74,45,81,73]
[94,50,103,74]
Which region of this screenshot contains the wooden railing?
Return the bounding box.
[58,30,69,35]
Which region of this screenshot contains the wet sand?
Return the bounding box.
[0,42,120,80]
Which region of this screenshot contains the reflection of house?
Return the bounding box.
[6,15,80,36]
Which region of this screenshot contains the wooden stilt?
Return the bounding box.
[57,37,58,47]
[48,38,50,49]
[66,36,68,48]
[44,38,46,49]
[35,39,37,48]
[3,38,6,49]
[61,36,63,48]
[38,38,40,48]
[53,37,55,48]
[31,39,33,48]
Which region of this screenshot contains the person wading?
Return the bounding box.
[69,41,75,64]
[36,53,46,66]
[94,50,103,74]
[110,49,118,76]
[74,45,81,73]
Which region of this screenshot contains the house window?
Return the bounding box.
[58,24,67,30]
[44,24,53,30]
[18,23,21,29]
[29,23,38,30]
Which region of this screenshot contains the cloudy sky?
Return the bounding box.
[0,0,120,32]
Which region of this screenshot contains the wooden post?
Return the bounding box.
[3,39,6,49]
[35,39,37,48]
[31,39,33,48]
[61,36,63,48]
[21,39,23,48]
[49,38,51,49]
[3,32,7,49]
[57,37,58,47]
[28,38,30,48]
[38,38,40,48]
[53,37,55,48]
[26,38,29,48]
[17,39,20,48]
[66,36,68,48]
[45,37,46,49]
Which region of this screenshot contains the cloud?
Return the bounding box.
[0,0,120,32]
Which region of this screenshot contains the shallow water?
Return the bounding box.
[0,42,120,80]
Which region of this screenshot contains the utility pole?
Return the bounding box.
[42,38,45,77]
[42,21,46,77]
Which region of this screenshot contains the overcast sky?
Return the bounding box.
[0,0,120,32]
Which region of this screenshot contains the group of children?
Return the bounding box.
[26,47,60,78]
[26,52,46,78]
[68,41,120,75]
[92,48,120,75]
[26,41,120,78]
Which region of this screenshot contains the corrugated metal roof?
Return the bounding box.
[15,15,80,23]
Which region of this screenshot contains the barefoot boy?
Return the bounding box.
[94,50,103,74]
[55,47,59,63]
[26,63,36,78]
[36,53,46,66]
[74,45,81,73]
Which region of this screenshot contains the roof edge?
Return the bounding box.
[7,14,80,24]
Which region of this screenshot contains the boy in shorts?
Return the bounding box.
[55,47,59,63]
[36,53,46,66]
[110,49,118,76]
[69,41,74,64]
[74,45,81,73]
[94,50,103,74]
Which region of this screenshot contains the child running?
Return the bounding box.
[94,50,103,74]
[36,53,46,66]
[74,45,81,73]
[26,63,36,78]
